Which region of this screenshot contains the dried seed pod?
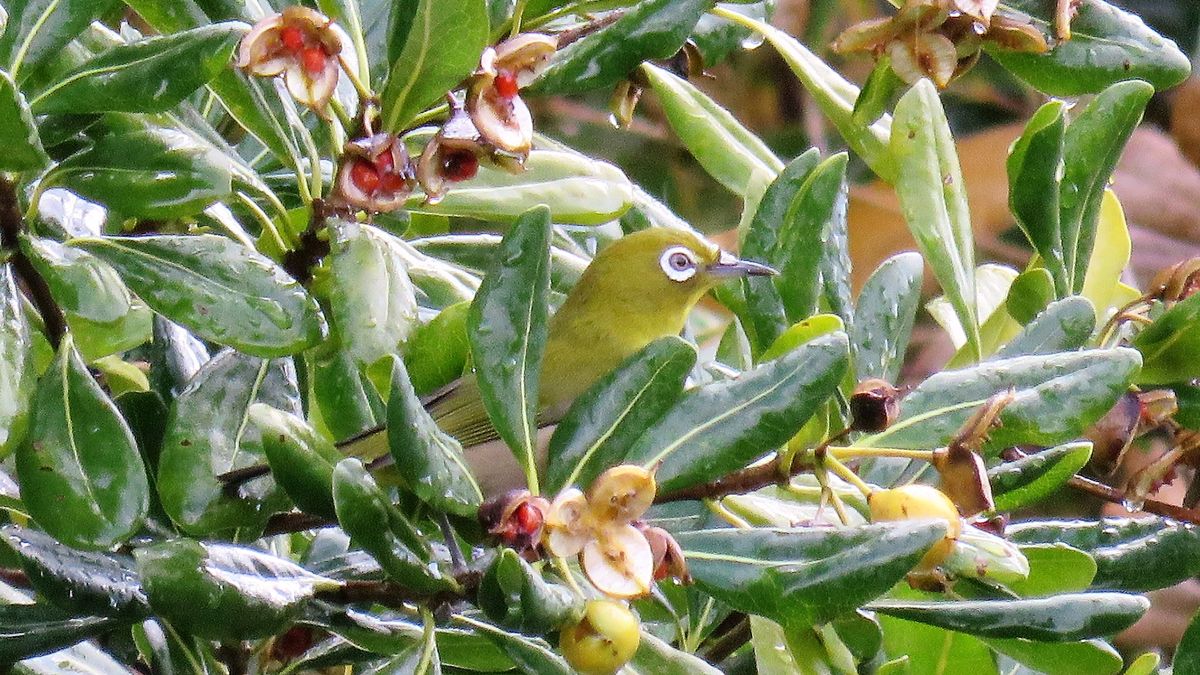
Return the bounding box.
[637,523,690,584]
[587,465,656,524]
[478,489,550,553]
[466,74,533,156]
[887,31,958,87]
[849,379,901,433]
[951,389,1015,452]
[333,133,413,212]
[416,99,485,203]
[933,444,995,517]
[581,523,654,599]
[492,33,558,87]
[1085,392,1143,476]
[543,488,592,558]
[1149,258,1200,302]
[238,7,343,110]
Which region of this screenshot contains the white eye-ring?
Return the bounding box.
[660,246,697,282]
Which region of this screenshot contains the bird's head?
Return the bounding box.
[564,228,776,323]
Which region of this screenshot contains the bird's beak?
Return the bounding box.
[707,250,778,278]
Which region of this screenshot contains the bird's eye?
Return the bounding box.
[660,247,697,282]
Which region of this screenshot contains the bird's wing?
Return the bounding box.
[424,376,504,448]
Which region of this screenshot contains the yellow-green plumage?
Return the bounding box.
[350,227,774,493]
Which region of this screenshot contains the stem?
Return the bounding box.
[829,446,937,461]
[822,454,873,497]
[655,454,815,503]
[553,556,585,598]
[329,96,355,132]
[234,192,291,252]
[338,54,375,103]
[1068,473,1200,524]
[0,178,65,349]
[437,513,467,574]
[701,615,751,664]
[510,0,530,37]
[812,467,851,525]
[415,608,437,675]
[705,499,753,529]
[405,102,450,131]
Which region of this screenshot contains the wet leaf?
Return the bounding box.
[983,637,1122,675]
[251,404,341,520]
[0,70,46,170]
[989,442,1092,512]
[1132,291,1200,384]
[852,252,923,382]
[0,602,124,663]
[632,631,723,674]
[455,615,573,675]
[0,0,119,83]
[15,336,148,550]
[75,234,326,357]
[1007,100,1068,294]
[994,296,1095,359]
[477,549,577,635]
[0,264,35,455]
[329,221,418,367]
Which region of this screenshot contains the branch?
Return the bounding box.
[655,455,814,504]
[261,511,335,536]
[314,571,481,609]
[0,178,65,348]
[1068,474,1200,524]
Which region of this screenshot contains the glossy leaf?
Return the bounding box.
[477,549,576,635]
[0,602,123,663]
[988,0,1189,96]
[329,221,418,367]
[737,150,820,351]
[891,79,979,360]
[879,609,997,675]
[1059,81,1153,291]
[1007,101,1068,294]
[23,235,136,323]
[405,146,633,225]
[989,442,1092,512]
[15,336,148,550]
[678,522,947,629]
[1132,291,1200,384]
[852,251,923,382]
[715,8,894,181]
[0,70,46,170]
[309,344,383,441]
[632,631,723,674]
[1007,268,1056,325]
[31,23,244,114]
[136,539,337,641]
[157,351,297,534]
[251,404,341,520]
[1006,544,1097,598]
[41,126,233,219]
[640,60,781,197]
[862,348,1140,452]
[0,264,35,455]
[0,0,119,82]
[546,336,695,493]
[627,332,849,493]
[467,206,551,491]
[331,458,452,593]
[1176,609,1200,674]
[74,234,326,357]
[1080,190,1136,322]
[3,524,148,619]
[456,615,573,675]
[388,356,482,516]
[993,296,1095,359]
[780,153,850,324]
[534,0,709,95]
[403,301,470,397]
[1008,517,1200,592]
[380,0,488,132]
[983,637,1122,675]
[409,233,587,296]
[869,593,1147,641]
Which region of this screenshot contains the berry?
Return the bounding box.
[349,160,380,195]
[442,150,479,182]
[559,600,640,675]
[495,69,519,99]
[279,26,306,52]
[514,501,543,535]
[869,485,962,570]
[301,47,326,75]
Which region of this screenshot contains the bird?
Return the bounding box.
[265,227,776,496]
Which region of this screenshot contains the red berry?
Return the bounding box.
[279,26,305,52]
[514,502,543,535]
[301,47,326,75]
[374,149,395,174]
[495,69,519,100]
[349,160,380,195]
[379,172,407,194]
[442,150,479,182]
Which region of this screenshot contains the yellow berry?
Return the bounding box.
[868,485,962,570]
[559,600,640,675]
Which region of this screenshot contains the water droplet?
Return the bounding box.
[740,32,765,50]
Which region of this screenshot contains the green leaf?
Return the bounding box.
[3,524,149,619]
[1007,101,1068,295]
[640,63,783,197]
[388,356,482,516]
[1175,609,1200,674]
[714,8,894,181]
[30,23,244,114]
[779,153,850,324]
[0,70,46,170]
[1008,517,1200,592]
[403,301,470,397]
[380,0,488,132]
[250,404,341,520]
[677,522,947,629]
[409,232,587,296]
[533,0,710,95]
[157,351,296,534]
[994,297,1095,359]
[738,150,821,352]
[1006,268,1056,325]
[41,126,233,219]
[879,611,997,675]
[309,344,383,441]
[136,539,336,641]
[329,221,418,367]
[982,638,1122,675]
[331,458,452,593]
[546,336,695,493]
[1059,81,1153,292]
[0,264,35,455]
[455,615,574,675]
[989,442,1092,512]
[862,348,1140,452]
[632,631,723,674]
[1132,291,1200,384]
[868,593,1147,642]
[1005,544,1096,598]
[853,56,902,127]
[852,251,923,382]
[74,234,327,357]
[988,0,1189,96]
[15,336,148,550]
[759,314,844,364]
[0,0,119,82]
[891,79,978,360]
[627,332,848,493]
[467,206,551,491]
[477,549,577,635]
[405,145,633,226]
[0,603,123,664]
[23,235,136,321]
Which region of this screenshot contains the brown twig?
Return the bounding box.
[261,511,335,537]
[0,567,29,588]
[1068,474,1200,524]
[655,455,815,504]
[0,178,65,349]
[551,11,624,49]
[700,614,750,664]
[314,571,481,609]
